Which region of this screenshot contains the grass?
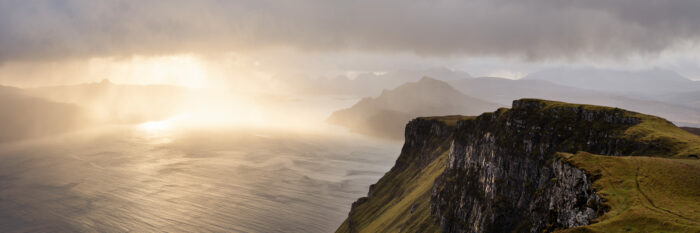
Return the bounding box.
[338,99,700,233]
[418,115,475,127]
[519,98,700,158]
[558,152,700,233]
[336,146,448,233]
[518,98,622,112]
[623,115,700,158]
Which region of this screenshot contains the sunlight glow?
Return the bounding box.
[136,118,178,144]
[138,120,171,132]
[89,54,213,88]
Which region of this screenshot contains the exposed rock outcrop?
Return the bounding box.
[430,99,631,232]
[337,98,700,233]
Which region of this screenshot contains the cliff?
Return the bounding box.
[337,99,700,233]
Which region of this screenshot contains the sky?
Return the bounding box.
[1,0,700,87]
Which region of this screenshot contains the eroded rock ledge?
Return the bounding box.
[338,98,693,233]
[429,99,640,232]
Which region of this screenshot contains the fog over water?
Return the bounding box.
[2,1,700,232]
[0,125,400,232]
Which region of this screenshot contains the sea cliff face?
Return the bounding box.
[337,99,700,233]
[430,99,625,232]
[337,117,456,233]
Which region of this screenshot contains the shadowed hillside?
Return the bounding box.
[26,80,189,123]
[0,86,86,142]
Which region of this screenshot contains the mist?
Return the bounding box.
[1,1,700,232]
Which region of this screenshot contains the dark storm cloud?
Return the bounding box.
[1,0,700,61]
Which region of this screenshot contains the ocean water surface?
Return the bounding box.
[0,125,400,232]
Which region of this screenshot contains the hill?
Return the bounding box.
[289,67,473,97]
[337,99,700,233]
[326,77,500,139]
[522,67,700,95]
[0,86,86,142]
[26,80,189,123]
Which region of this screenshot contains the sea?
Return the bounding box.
[0,125,400,232]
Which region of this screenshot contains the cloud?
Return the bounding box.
[1,0,700,62]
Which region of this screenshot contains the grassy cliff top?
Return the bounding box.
[558,152,700,232]
[513,98,625,111]
[418,115,475,127]
[427,98,700,159]
[338,99,700,233]
[521,98,700,158]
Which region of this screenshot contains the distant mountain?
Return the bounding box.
[449,77,700,127]
[0,85,25,96]
[523,67,700,95]
[327,77,499,139]
[291,67,473,97]
[0,86,85,142]
[26,80,189,123]
[448,77,589,105]
[644,90,700,110]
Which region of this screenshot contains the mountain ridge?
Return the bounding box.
[327,77,500,139]
[522,67,699,94]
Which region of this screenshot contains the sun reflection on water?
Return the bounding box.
[138,121,170,131]
[137,119,176,144]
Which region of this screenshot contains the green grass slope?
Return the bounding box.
[559,152,700,233]
[336,151,446,233]
[521,99,700,158]
[336,117,459,233]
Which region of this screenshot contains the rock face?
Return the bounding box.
[429,99,644,232]
[431,140,602,233]
[337,98,696,233]
[396,117,455,170]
